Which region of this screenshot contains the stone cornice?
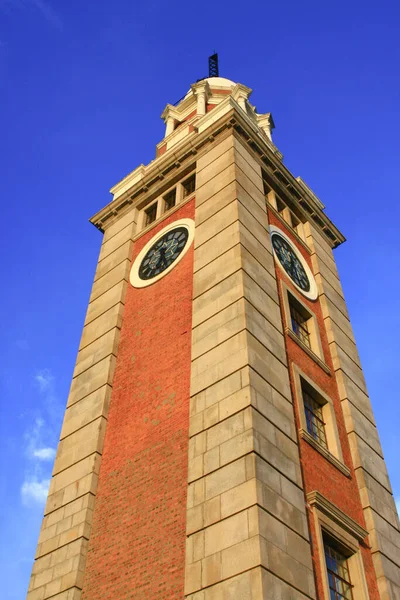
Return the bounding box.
[307,491,368,542]
[190,80,211,97]
[90,109,236,231]
[229,107,345,247]
[91,98,346,248]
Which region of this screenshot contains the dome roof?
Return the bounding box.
[202,77,236,88]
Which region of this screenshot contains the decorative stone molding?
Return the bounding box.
[190,80,211,116]
[307,491,368,542]
[256,112,275,141]
[92,101,345,248]
[231,82,252,113]
[161,104,183,137]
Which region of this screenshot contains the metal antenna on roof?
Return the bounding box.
[208,53,219,78]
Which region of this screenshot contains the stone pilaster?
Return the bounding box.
[184,133,316,599]
[305,222,400,600]
[27,209,137,600]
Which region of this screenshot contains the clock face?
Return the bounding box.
[269,225,318,300]
[130,219,195,288]
[138,226,189,281]
[271,233,310,292]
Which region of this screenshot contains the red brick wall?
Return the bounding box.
[267,209,379,599]
[81,200,195,600]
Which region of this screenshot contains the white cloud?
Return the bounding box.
[21,478,50,505]
[34,369,54,393]
[24,417,45,458]
[19,370,62,507]
[32,447,56,461]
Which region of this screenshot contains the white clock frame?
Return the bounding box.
[130,218,195,288]
[269,224,318,301]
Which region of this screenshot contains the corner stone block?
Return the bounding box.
[204,510,249,556]
[246,332,291,401]
[73,329,120,378]
[61,385,111,440]
[193,244,242,299]
[205,458,247,502]
[201,569,259,600]
[191,299,246,361]
[79,302,124,351]
[261,568,313,599]
[220,479,258,519]
[220,535,260,580]
[335,370,376,425]
[190,331,248,396]
[235,166,265,210]
[48,454,101,497]
[102,207,137,243]
[94,239,133,282]
[89,259,130,303]
[196,147,235,190]
[185,561,202,595]
[52,417,107,475]
[233,145,263,193]
[67,355,116,407]
[195,164,237,208]
[195,181,237,227]
[196,134,235,174]
[194,221,240,272]
[242,272,282,334]
[192,271,244,328]
[98,222,135,262]
[84,280,127,326]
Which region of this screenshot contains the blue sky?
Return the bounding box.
[0,0,399,597]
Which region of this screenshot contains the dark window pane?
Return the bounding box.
[302,387,327,448]
[145,203,157,226]
[182,174,196,197]
[324,540,353,600]
[164,189,176,211]
[289,302,311,348]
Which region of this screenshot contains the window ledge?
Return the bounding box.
[286,328,331,375]
[300,429,351,477]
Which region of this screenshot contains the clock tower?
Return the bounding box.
[28,72,400,600]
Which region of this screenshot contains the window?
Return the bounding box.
[289,297,311,349]
[263,180,306,242]
[307,492,369,600]
[324,538,353,600]
[276,196,286,214]
[282,288,326,368]
[292,367,349,476]
[303,385,327,448]
[139,171,195,231]
[182,174,196,197]
[163,189,176,212]
[144,203,157,226]
[263,179,271,196]
[291,212,300,229]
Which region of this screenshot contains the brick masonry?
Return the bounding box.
[268,208,381,599]
[80,200,195,600]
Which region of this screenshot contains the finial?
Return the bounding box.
[208,53,219,78]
